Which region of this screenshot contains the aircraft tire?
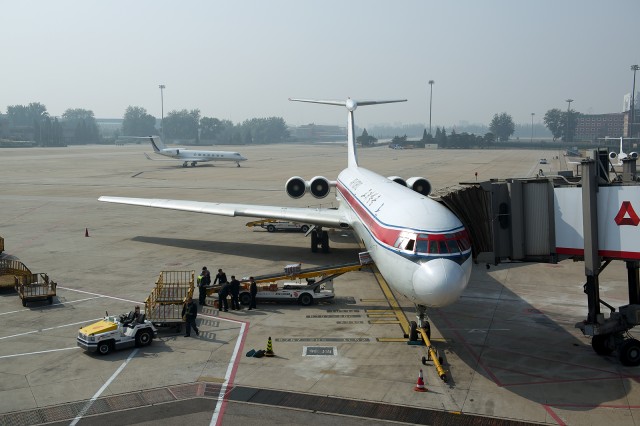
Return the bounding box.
[321,231,329,253]
[409,321,418,341]
[592,334,613,355]
[619,338,640,366]
[311,231,318,252]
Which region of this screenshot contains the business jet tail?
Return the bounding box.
[289,98,406,169]
[148,136,166,152]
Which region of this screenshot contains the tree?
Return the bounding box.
[543,108,564,141]
[356,128,377,147]
[122,106,157,137]
[200,117,224,141]
[435,127,448,148]
[489,113,515,142]
[163,109,200,141]
[63,108,100,143]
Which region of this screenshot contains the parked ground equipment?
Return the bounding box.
[77,311,158,355]
[144,270,194,332]
[15,273,56,306]
[0,258,31,290]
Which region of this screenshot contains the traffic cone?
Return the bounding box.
[265,336,274,357]
[414,369,428,392]
[85,228,89,237]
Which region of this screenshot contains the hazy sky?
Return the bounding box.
[3,1,639,128]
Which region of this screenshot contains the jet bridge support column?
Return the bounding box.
[582,158,601,324]
[628,261,640,305]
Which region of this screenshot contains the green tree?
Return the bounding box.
[62,108,100,143]
[435,127,448,148]
[122,106,157,137]
[356,128,378,147]
[543,108,564,141]
[163,109,200,142]
[489,113,515,142]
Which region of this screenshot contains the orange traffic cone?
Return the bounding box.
[414,369,428,392]
[85,228,89,237]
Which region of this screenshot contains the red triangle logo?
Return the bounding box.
[614,201,640,226]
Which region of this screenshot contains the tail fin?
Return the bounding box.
[289,98,406,169]
[149,136,165,152]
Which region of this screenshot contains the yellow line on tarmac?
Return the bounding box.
[372,268,410,335]
[368,320,401,324]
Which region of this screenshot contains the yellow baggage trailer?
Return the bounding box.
[144,270,194,332]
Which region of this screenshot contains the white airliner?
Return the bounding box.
[145,136,247,167]
[606,136,639,165]
[100,98,472,328]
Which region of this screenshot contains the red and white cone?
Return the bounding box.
[414,369,428,392]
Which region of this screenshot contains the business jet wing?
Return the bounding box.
[98,196,348,229]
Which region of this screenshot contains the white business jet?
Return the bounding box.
[100,98,472,330]
[606,136,639,166]
[145,136,247,167]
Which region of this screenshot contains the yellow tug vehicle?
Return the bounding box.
[77,311,158,355]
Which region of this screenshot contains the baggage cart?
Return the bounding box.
[15,273,57,307]
[144,270,194,332]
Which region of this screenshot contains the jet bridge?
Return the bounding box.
[431,149,640,365]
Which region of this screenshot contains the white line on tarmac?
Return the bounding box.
[0,318,101,340]
[69,348,139,426]
[58,286,140,305]
[210,321,247,426]
[0,347,79,359]
[0,296,102,316]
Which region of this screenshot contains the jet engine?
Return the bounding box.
[309,176,331,199]
[285,176,334,199]
[406,177,432,196]
[610,151,618,160]
[630,152,639,160]
[285,176,307,199]
[387,176,407,187]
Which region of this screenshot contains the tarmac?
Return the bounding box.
[0,143,639,425]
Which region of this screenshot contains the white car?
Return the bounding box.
[539,158,548,164]
[261,221,310,233]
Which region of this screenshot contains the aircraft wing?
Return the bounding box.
[98,196,349,228]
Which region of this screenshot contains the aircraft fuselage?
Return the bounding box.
[336,166,472,308]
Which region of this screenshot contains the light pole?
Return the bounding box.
[428,80,434,136]
[631,65,639,138]
[158,84,165,139]
[530,113,535,143]
[565,99,573,143]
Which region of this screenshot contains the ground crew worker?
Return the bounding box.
[124,305,143,327]
[229,275,241,310]
[214,268,227,285]
[218,282,230,312]
[248,276,257,310]
[181,297,199,337]
[198,266,211,306]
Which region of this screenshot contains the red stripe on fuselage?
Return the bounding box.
[337,182,401,247]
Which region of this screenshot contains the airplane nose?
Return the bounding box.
[412,258,468,307]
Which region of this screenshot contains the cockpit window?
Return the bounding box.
[413,230,471,255]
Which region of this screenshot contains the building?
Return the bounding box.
[575,113,625,142]
[288,124,345,142]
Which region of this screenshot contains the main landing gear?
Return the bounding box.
[310,228,329,253]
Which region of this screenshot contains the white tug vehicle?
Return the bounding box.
[77,310,158,355]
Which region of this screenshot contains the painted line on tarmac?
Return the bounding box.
[69,348,139,426]
[0,318,101,340]
[0,347,79,359]
[208,317,248,426]
[0,296,102,316]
